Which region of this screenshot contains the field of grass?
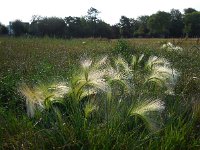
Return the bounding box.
[0,36,200,149]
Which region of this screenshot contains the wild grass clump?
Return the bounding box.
[161,42,183,52]
[16,52,182,148]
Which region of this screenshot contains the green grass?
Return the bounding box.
[0,36,200,149]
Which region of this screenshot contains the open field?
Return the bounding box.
[0,37,200,149]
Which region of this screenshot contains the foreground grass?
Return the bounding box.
[0,37,200,149]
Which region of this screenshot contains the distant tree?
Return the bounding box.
[95,20,112,38]
[36,17,66,37]
[86,7,100,22]
[147,11,171,37]
[6,7,200,39]
[169,9,184,37]
[64,14,113,38]
[111,24,120,39]
[134,15,149,37]
[86,7,101,37]
[11,20,29,36]
[130,18,140,37]
[29,15,42,36]
[184,8,197,14]
[79,17,91,37]
[184,11,200,37]
[0,23,8,35]
[64,16,87,38]
[119,16,132,38]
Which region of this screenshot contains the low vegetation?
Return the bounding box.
[0,37,200,149]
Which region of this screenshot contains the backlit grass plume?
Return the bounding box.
[144,56,178,94]
[19,82,69,117]
[112,55,178,95]
[19,83,45,117]
[129,99,164,131]
[68,56,110,102]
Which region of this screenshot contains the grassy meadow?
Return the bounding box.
[0,36,200,149]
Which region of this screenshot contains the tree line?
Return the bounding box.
[0,7,200,38]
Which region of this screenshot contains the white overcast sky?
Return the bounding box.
[0,0,200,25]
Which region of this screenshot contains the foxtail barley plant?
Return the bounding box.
[161,42,183,52]
[19,54,178,132]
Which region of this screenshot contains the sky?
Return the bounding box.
[0,0,200,25]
